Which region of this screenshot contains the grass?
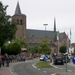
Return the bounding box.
[35,61,53,68]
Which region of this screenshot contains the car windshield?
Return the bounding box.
[56,56,62,59]
[41,55,45,58]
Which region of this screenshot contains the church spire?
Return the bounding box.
[54,17,56,32]
[15,1,21,15]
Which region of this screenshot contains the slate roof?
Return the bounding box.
[26,29,64,41]
[26,29,56,39]
[15,2,26,16]
[15,1,21,15]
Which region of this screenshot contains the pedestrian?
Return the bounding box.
[50,56,52,62]
[2,55,5,66]
[6,55,10,67]
[0,55,2,68]
[23,55,26,62]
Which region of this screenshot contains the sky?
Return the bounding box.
[1,0,75,43]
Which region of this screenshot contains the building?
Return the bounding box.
[12,2,70,54]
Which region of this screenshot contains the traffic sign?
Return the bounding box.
[72,56,75,64]
[44,55,48,61]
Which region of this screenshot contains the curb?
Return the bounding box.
[9,62,25,75]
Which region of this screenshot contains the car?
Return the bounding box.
[53,55,64,65]
[39,55,45,61]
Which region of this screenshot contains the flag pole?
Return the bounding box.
[58,39,59,55]
[56,31,59,55]
[70,28,71,48]
[67,33,69,53]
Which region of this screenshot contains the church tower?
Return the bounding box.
[12,1,26,39]
[54,17,56,32]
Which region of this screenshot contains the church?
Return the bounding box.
[12,2,70,54]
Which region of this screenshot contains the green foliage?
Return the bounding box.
[74,47,75,53]
[6,44,12,55]
[39,38,51,54]
[59,45,67,53]
[1,45,7,55]
[9,42,21,55]
[36,61,53,68]
[31,46,39,54]
[14,37,28,48]
[1,42,21,55]
[0,2,17,47]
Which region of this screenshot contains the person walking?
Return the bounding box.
[6,55,10,67]
[2,55,5,66]
[0,55,2,68]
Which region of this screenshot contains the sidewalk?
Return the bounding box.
[0,62,24,75]
[68,61,75,67]
[0,63,14,75]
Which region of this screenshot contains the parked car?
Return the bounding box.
[39,55,45,61]
[53,55,64,65]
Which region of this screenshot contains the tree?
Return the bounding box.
[59,46,67,53]
[0,2,17,47]
[39,38,51,55]
[6,42,21,55]
[1,45,7,55]
[31,46,39,54]
[74,47,75,53]
[14,37,28,48]
[14,37,29,53]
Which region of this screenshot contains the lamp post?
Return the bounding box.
[43,24,48,38]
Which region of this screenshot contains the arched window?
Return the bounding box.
[17,19,19,25]
[20,20,23,25]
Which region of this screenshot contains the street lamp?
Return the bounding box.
[43,24,48,38]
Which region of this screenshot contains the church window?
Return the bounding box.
[20,20,23,25]
[17,19,19,25]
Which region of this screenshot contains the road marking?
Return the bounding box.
[68,70,72,72]
[51,73,56,75]
[43,71,47,73]
[38,69,40,70]
[9,65,19,75]
[50,63,58,68]
[32,64,37,69]
[60,68,63,69]
[9,68,13,75]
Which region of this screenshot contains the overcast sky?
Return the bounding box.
[1,0,75,43]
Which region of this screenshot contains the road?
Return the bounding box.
[11,59,53,75]
[11,59,75,75]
